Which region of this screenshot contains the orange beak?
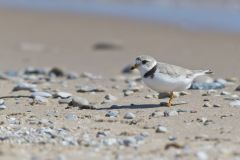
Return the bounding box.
[130,64,139,70]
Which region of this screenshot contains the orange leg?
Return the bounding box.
[168,92,174,107]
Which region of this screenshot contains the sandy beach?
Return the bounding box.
[0,7,240,160]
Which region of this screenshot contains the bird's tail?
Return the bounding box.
[191,69,213,79]
[203,69,213,74]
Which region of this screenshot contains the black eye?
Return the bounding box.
[142,60,148,64]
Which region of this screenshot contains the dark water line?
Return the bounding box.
[0,0,240,32]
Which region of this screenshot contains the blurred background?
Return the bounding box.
[0,0,240,77]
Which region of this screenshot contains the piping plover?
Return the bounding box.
[131,55,212,107]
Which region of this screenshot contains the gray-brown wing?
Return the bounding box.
[156,62,193,77]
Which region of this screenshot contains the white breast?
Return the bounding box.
[142,72,193,92]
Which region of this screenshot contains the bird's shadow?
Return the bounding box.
[97,102,184,110]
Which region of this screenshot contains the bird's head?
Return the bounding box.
[131,55,157,75]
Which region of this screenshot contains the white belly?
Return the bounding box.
[142,73,192,92]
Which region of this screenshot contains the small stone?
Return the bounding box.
[70,96,89,107]
[13,83,37,92]
[156,126,168,133]
[0,105,7,110]
[220,91,231,96]
[31,92,52,98]
[168,136,177,141]
[197,117,208,124]
[49,67,64,77]
[191,82,225,90]
[96,131,110,138]
[105,111,118,118]
[65,113,78,121]
[127,81,143,92]
[150,111,164,118]
[164,110,178,117]
[144,94,153,99]
[122,137,137,147]
[58,97,72,104]
[76,85,106,93]
[124,112,136,119]
[236,85,240,91]
[124,90,134,96]
[180,91,190,96]
[158,92,170,99]
[196,151,208,160]
[0,99,4,105]
[104,94,117,101]
[54,92,72,99]
[203,102,212,108]
[80,72,102,80]
[93,42,122,50]
[33,96,48,104]
[213,104,221,108]
[190,110,197,113]
[225,94,239,101]
[102,138,117,146]
[226,77,238,83]
[230,100,240,108]
[67,72,79,80]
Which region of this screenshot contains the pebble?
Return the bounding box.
[93,42,122,50]
[31,92,52,98]
[66,72,79,80]
[158,92,170,99]
[70,96,90,107]
[49,67,64,77]
[226,77,238,83]
[33,96,49,104]
[80,72,102,80]
[156,126,168,133]
[24,67,48,75]
[196,151,208,160]
[53,92,72,99]
[191,82,225,90]
[58,97,72,104]
[105,111,118,118]
[220,91,231,96]
[213,104,221,108]
[123,90,134,96]
[96,131,110,138]
[102,138,117,146]
[0,104,7,110]
[13,82,37,92]
[180,91,190,96]
[150,111,164,118]
[104,94,117,101]
[76,85,106,93]
[164,110,178,117]
[168,136,177,141]
[203,102,212,108]
[145,94,153,99]
[124,112,136,119]
[236,85,240,91]
[224,94,239,101]
[230,100,240,108]
[127,81,143,92]
[0,99,4,105]
[122,137,137,147]
[65,113,78,121]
